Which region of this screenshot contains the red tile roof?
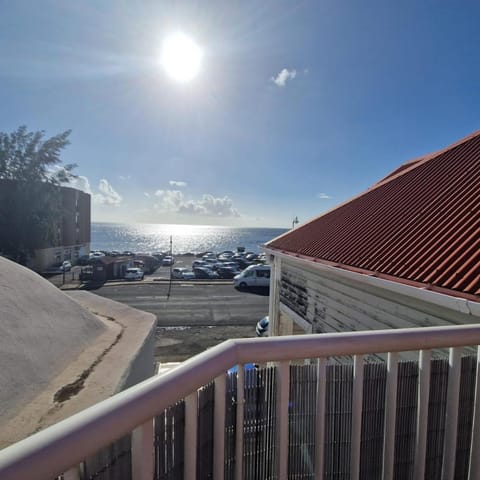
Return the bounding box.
[266,130,480,300]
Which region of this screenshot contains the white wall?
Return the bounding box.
[267,252,480,337]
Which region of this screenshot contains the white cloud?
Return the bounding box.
[272,68,297,87]
[154,190,239,218]
[144,192,151,198]
[60,173,122,207]
[119,175,131,181]
[154,189,184,211]
[67,175,93,195]
[180,194,240,217]
[94,179,122,206]
[317,192,332,199]
[169,180,187,187]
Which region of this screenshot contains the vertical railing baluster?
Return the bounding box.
[441,347,462,480]
[214,374,226,480]
[468,346,480,480]
[414,349,431,480]
[314,357,326,479]
[277,361,290,480]
[351,354,364,480]
[235,365,245,480]
[184,392,198,480]
[63,466,81,480]
[383,351,399,480]
[132,419,154,480]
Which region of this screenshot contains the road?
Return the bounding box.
[91,282,269,362]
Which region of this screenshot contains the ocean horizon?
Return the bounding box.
[91,222,288,255]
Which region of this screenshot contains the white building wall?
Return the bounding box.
[267,251,480,336]
[30,242,90,272]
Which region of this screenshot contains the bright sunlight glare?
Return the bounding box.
[160,32,203,83]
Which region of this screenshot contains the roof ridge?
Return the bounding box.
[373,128,480,188]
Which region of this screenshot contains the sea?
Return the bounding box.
[91,223,288,255]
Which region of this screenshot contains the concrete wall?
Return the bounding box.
[68,291,157,392]
[0,257,156,448]
[268,253,480,337]
[0,258,106,429]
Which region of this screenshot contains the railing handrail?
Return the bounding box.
[2,323,480,480]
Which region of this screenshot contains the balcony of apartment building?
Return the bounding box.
[2,323,480,480]
[2,131,480,480]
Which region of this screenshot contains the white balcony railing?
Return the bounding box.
[1,324,480,480]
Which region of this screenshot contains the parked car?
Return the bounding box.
[233,264,271,288]
[171,267,196,280]
[192,259,209,268]
[61,260,72,272]
[204,259,223,270]
[256,316,269,337]
[219,261,239,270]
[234,258,252,270]
[77,255,90,266]
[216,266,238,279]
[218,250,235,261]
[193,267,219,279]
[124,267,144,281]
[162,256,174,266]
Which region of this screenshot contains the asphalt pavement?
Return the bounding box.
[89,281,269,362]
[91,281,268,324]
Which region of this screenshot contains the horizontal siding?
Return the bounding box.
[279,261,479,337]
[268,132,480,299]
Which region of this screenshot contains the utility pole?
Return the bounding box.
[167,235,173,299]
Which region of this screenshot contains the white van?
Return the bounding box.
[233,265,271,288]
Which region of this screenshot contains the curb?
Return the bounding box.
[60,279,234,290]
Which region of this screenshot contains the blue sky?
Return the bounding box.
[1,1,480,228]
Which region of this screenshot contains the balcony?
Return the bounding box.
[1,324,480,480]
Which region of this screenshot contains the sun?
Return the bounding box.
[160,32,203,83]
